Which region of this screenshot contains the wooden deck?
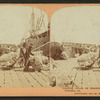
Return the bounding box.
[54,58,100,88]
[1,58,100,88]
[0,67,49,87]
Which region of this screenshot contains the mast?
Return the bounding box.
[31,8,35,29]
[19,8,35,44]
[30,9,45,38]
[20,8,46,45]
[30,8,35,37]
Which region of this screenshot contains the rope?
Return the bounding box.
[32,41,50,52]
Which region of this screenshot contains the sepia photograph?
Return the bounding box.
[50,6,100,88]
[0,5,50,87]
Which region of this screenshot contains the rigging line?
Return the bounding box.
[38,10,45,29]
[36,17,40,29]
[39,14,45,28]
[32,41,50,52]
[37,9,43,29]
[42,15,46,31]
[40,9,46,30]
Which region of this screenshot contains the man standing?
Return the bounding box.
[19,42,27,68]
[24,44,34,71]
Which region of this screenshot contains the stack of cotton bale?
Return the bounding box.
[32,51,43,56]
[31,51,49,64]
[29,51,49,71]
[77,51,99,68]
[0,49,20,67]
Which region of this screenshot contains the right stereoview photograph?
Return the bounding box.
[50,6,100,88]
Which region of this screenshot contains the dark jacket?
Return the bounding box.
[25,46,33,58]
[20,47,26,57]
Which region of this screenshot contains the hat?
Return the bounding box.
[30,43,33,46]
[23,42,26,46]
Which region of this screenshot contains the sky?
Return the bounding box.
[0,5,48,45]
[51,6,100,45]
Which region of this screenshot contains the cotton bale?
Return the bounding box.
[77,52,98,68]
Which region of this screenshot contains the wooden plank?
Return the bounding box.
[69,67,78,88]
[62,59,78,77]
[55,60,66,70]
[59,61,72,77]
[4,70,13,87]
[55,58,78,76]
[82,70,90,88]
[41,70,49,77]
[63,59,78,88]
[94,70,100,88]
[57,60,71,74]
[88,70,99,88]
[69,67,78,81]
[36,72,49,82]
[23,72,42,87]
[35,72,48,87]
[16,71,32,87]
[55,59,78,87]
[53,60,68,77]
[53,58,79,87]
[50,60,61,87]
[10,70,22,87]
[30,72,47,87]
[53,60,66,75]
[74,69,83,88]
[0,70,5,87]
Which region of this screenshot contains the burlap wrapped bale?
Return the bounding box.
[0,49,20,66]
[29,54,49,71]
[77,51,99,68]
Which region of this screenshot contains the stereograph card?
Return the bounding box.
[0,3,100,96]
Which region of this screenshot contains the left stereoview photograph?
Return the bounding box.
[0,6,50,87]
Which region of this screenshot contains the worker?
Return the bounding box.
[60,51,68,60]
[24,44,34,71]
[19,42,27,68]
